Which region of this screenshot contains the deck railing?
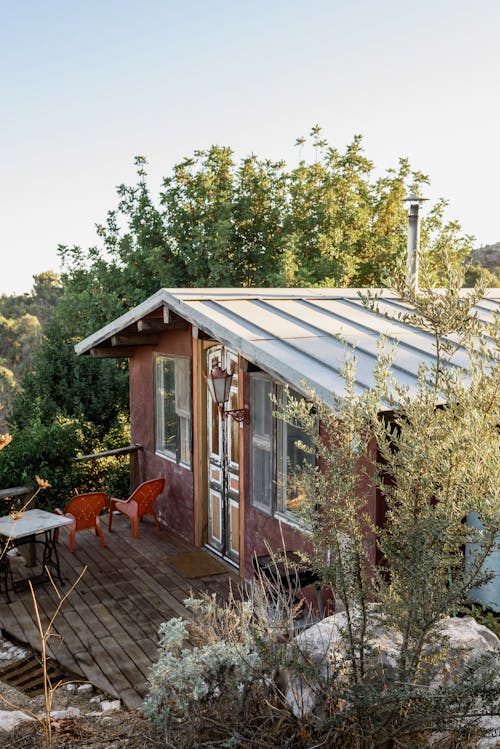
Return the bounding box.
[0,445,143,509]
[73,443,143,492]
[0,485,34,502]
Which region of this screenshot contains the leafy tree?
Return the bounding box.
[57,129,447,309]
[9,314,128,436]
[276,253,499,746]
[30,271,63,327]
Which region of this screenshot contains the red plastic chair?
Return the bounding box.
[54,492,109,552]
[108,478,165,537]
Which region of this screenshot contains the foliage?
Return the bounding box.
[275,251,499,745]
[144,585,318,749]
[144,584,499,748]
[58,128,453,308]
[9,314,128,436]
[465,604,500,638]
[0,273,63,431]
[0,409,130,510]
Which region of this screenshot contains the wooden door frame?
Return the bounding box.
[192,331,245,576]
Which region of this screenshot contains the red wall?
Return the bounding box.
[128,328,194,543]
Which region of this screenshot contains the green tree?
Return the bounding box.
[58,130,448,305]
[30,271,63,327]
[277,254,498,746]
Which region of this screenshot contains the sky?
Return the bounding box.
[1,0,499,296]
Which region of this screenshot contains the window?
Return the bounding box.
[249,376,315,519]
[250,375,273,514]
[155,355,192,467]
[276,386,315,517]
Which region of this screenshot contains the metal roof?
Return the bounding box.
[75,287,499,410]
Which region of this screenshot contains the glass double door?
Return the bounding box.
[206,346,240,564]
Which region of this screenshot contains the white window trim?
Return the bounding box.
[249,375,315,523]
[154,354,192,469]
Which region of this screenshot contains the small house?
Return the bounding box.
[75,286,499,587]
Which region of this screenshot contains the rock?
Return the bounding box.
[0,709,36,732]
[65,683,77,692]
[440,616,499,652]
[281,610,499,719]
[101,699,121,713]
[0,636,28,665]
[77,683,93,694]
[89,695,103,704]
[50,706,81,720]
[476,715,500,748]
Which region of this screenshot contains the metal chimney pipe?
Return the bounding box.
[403,195,427,292]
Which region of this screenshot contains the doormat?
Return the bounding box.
[166,550,228,578]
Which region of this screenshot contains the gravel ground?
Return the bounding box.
[0,636,163,749]
[0,679,163,749]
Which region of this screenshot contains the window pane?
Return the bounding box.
[277,387,314,515]
[155,355,192,467]
[250,375,272,513]
[175,357,192,466]
[156,357,177,457]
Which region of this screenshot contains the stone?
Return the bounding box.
[100,699,121,713]
[0,709,36,732]
[281,609,499,719]
[50,706,81,720]
[476,715,500,748]
[89,695,103,704]
[0,636,28,665]
[65,683,77,692]
[77,683,93,694]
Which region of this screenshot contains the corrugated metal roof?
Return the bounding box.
[75,287,499,410]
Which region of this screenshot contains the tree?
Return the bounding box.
[277,253,499,746]
[59,129,465,311]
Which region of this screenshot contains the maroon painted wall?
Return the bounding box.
[128,327,195,543]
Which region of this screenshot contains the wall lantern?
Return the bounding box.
[206,358,250,424]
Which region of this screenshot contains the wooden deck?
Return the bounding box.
[0,514,240,709]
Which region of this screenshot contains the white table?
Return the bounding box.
[0,509,74,601]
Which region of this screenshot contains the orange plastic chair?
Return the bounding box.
[54,492,109,552]
[108,478,165,537]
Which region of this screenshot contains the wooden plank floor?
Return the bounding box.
[0,514,240,709]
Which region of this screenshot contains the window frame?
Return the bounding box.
[249,374,316,521]
[154,354,192,468]
[249,373,274,515]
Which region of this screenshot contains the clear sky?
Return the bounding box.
[1,0,498,295]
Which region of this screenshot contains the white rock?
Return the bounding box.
[282,610,499,718]
[0,637,28,664]
[476,715,500,748]
[65,683,77,692]
[100,699,121,713]
[77,683,93,694]
[89,695,103,704]
[0,710,36,732]
[50,706,81,720]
